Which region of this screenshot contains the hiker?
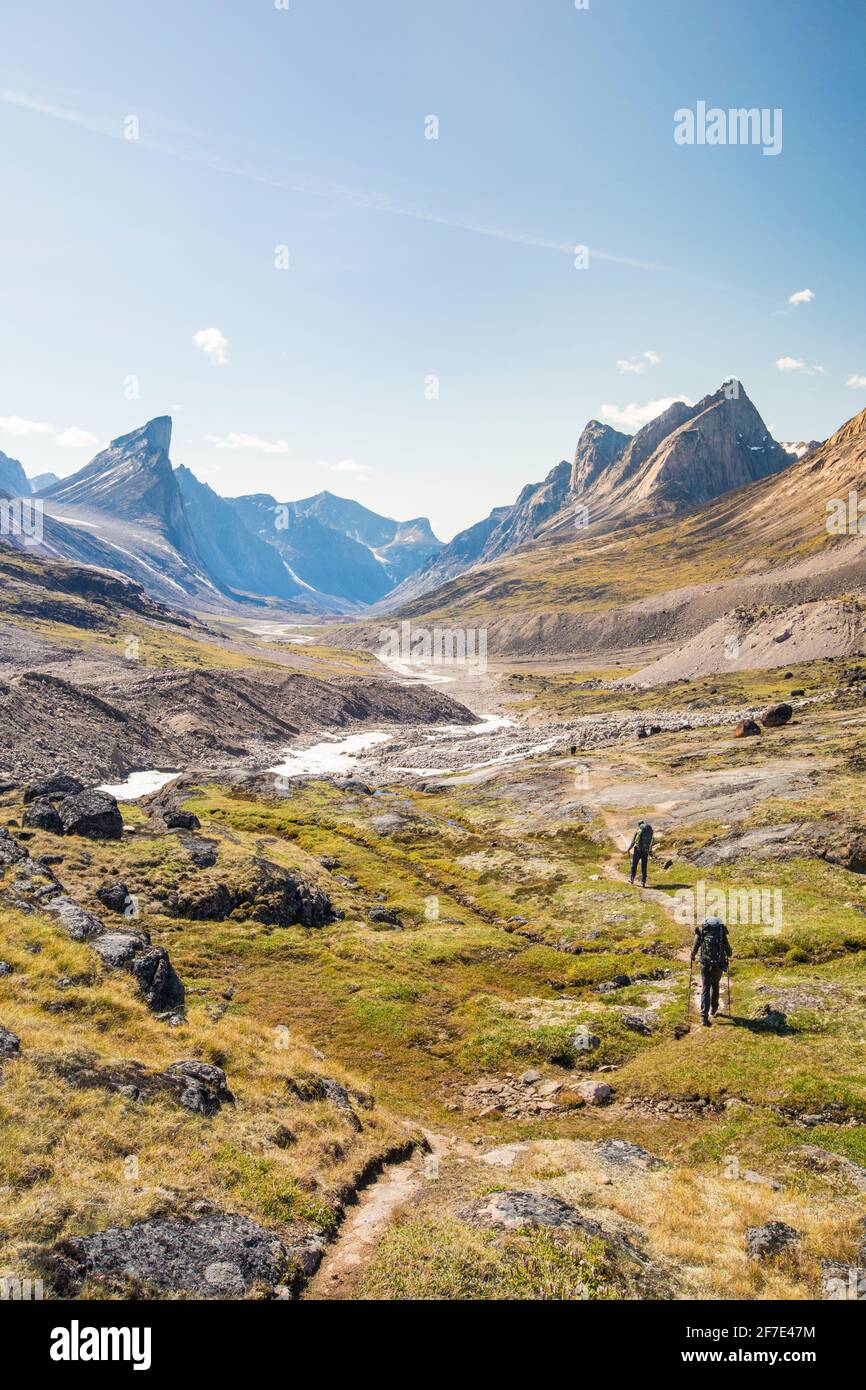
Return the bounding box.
[691,915,733,1026]
[628,819,654,886]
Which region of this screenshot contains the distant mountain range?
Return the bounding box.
[0,385,833,617]
[1,418,444,612]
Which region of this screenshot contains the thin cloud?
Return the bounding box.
[788,288,815,306]
[0,415,55,437]
[847,374,866,389]
[616,350,660,374]
[319,458,370,475]
[776,357,823,375]
[205,431,289,454]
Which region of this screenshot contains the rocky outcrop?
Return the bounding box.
[43,1210,324,1298]
[36,1051,233,1115]
[0,830,184,1015]
[160,858,334,927]
[0,1025,21,1059]
[96,880,134,914]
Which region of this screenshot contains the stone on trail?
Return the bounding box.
[520,1069,541,1085]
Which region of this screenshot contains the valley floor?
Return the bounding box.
[2,637,866,1301]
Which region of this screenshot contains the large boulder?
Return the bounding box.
[761,702,793,728]
[22,800,63,834]
[23,775,83,805]
[43,1211,324,1297]
[58,790,123,841]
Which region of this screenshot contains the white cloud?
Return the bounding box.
[55,426,98,448]
[0,415,97,449]
[0,415,55,437]
[600,395,692,432]
[205,431,289,454]
[847,374,866,389]
[788,288,815,306]
[616,350,660,374]
[193,327,229,366]
[776,357,824,375]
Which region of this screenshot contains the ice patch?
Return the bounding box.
[99,770,180,800]
[268,731,393,778]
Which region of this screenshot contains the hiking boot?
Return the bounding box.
[701,1016,711,1027]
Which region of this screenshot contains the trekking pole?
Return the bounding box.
[685,958,693,1023]
[727,964,732,1017]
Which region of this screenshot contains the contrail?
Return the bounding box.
[0,86,663,270]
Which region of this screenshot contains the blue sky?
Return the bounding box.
[0,0,863,538]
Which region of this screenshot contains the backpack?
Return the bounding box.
[637,823,654,852]
[698,919,728,968]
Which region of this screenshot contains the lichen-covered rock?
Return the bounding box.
[594,1139,666,1171]
[130,946,185,1013]
[23,775,83,805]
[22,799,63,834]
[0,1024,21,1057]
[58,789,123,841]
[164,1060,234,1116]
[43,1211,323,1297]
[461,1189,604,1235]
[745,1220,799,1260]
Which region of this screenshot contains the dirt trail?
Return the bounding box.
[304,1129,474,1301]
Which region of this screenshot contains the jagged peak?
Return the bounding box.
[109,416,172,454]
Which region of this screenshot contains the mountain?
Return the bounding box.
[229,492,442,606]
[290,492,443,583]
[29,471,60,492]
[0,451,30,497]
[780,439,822,461]
[571,420,631,493]
[36,420,240,608]
[562,382,791,529]
[173,466,308,606]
